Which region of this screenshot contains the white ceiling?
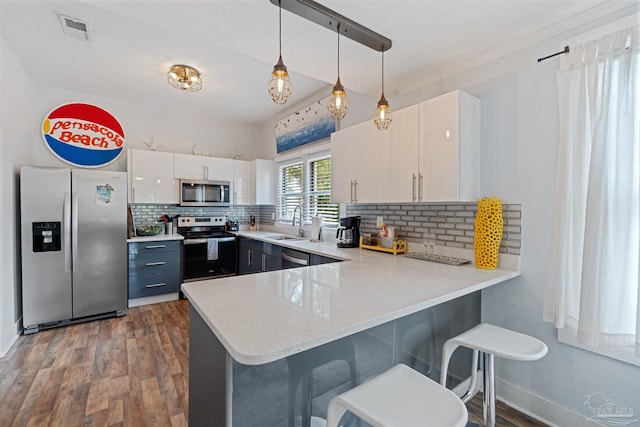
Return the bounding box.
[1,0,634,125]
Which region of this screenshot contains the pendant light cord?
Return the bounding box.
[337,23,340,77]
[279,1,282,57]
[381,50,385,95]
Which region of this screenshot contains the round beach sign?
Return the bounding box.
[42,103,125,168]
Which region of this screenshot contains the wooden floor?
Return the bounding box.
[0,300,547,427]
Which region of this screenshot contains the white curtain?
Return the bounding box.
[544,25,640,357]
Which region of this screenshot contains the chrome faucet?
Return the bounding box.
[292,205,304,237]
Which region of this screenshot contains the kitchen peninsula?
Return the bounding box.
[181,233,520,426]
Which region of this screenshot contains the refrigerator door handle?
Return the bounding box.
[64,192,72,273]
[72,193,79,272]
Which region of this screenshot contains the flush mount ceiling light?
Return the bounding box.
[268,0,293,104]
[327,23,348,119]
[374,51,391,131]
[167,64,202,92]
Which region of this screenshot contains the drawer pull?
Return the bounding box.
[145,261,166,266]
[145,245,166,249]
[145,283,166,288]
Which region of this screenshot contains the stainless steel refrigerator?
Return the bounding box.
[20,166,128,334]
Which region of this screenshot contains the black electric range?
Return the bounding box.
[177,216,238,281]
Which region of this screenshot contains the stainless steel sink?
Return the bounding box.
[265,234,305,241]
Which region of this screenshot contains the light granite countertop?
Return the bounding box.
[181,230,520,365]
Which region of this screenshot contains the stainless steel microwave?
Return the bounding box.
[179,180,231,206]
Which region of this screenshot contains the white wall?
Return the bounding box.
[388,9,640,425]
[0,36,39,356]
[26,84,266,171]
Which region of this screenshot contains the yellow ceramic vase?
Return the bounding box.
[474,197,503,269]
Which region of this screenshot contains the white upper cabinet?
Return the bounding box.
[355,121,390,203]
[418,90,480,202]
[174,153,234,182]
[387,104,420,202]
[251,159,275,205]
[234,159,275,205]
[174,153,208,180]
[331,89,480,204]
[233,160,252,205]
[331,121,390,204]
[206,157,234,181]
[330,125,356,204]
[128,149,178,204]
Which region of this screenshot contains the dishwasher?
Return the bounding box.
[281,247,310,268]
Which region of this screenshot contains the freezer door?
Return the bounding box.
[20,166,73,327]
[71,169,128,318]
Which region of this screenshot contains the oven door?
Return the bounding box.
[183,236,238,281]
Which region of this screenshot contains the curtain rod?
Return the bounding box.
[537,46,570,63]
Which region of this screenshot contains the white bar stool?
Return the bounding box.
[326,363,468,427]
[440,323,548,427]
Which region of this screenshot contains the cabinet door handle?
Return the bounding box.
[145,244,167,249]
[412,174,417,202]
[248,249,253,266]
[350,181,354,203]
[145,261,166,266]
[145,283,166,288]
[132,187,136,202]
[354,181,358,203]
[262,253,267,272]
[418,173,423,201]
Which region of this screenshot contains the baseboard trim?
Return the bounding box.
[452,372,589,426]
[496,378,591,427]
[128,292,179,308]
[0,317,22,359]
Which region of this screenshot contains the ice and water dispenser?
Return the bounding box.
[32,222,61,252]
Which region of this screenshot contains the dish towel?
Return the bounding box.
[207,239,218,261]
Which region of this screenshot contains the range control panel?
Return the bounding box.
[178,216,226,228]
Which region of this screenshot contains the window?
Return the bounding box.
[277,153,339,226]
[544,22,640,364]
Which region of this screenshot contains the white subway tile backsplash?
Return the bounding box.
[130,204,276,228]
[346,202,522,255]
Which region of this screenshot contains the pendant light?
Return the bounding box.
[328,24,348,119]
[268,0,292,104]
[374,50,391,130]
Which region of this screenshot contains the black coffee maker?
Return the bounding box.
[336,216,361,248]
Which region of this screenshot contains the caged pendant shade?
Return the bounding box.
[268,1,292,104]
[328,24,348,119]
[374,50,391,130]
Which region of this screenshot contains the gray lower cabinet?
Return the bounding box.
[238,238,282,274]
[261,242,282,272]
[128,240,182,299]
[310,253,339,265]
[239,237,341,274]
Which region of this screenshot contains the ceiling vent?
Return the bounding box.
[58,14,90,41]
